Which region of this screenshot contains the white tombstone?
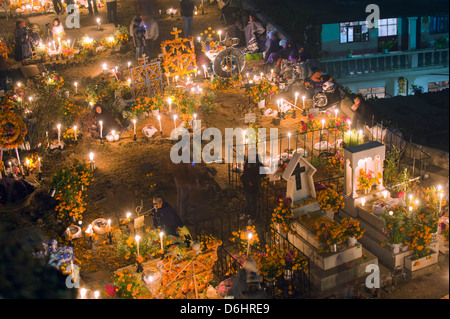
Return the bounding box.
[282,152,317,206]
[343,141,386,216]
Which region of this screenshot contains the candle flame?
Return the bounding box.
[89,152,94,161]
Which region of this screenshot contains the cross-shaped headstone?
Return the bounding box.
[293,163,306,190]
[282,152,317,205]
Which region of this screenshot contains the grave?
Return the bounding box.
[281,153,377,293]
[338,140,439,271]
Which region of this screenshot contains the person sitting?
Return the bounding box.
[52,18,65,40]
[151,196,184,237]
[92,104,124,138]
[269,39,296,74]
[291,45,312,80]
[244,14,265,53]
[263,29,281,63]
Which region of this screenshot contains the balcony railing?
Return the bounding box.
[318,48,449,79]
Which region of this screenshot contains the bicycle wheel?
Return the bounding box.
[213,47,245,78]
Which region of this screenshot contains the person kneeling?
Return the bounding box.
[152,196,184,237]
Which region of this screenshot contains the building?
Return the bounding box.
[314,0,449,97]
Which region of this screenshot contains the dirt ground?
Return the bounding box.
[1,1,448,299]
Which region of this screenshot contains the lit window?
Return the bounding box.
[340,21,370,43]
[378,18,397,37]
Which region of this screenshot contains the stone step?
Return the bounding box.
[309,247,378,294]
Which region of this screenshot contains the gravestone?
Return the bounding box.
[282,152,320,216]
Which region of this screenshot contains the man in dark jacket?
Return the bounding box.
[14,20,32,65]
[180,0,194,38]
[0,55,8,94]
[240,157,265,223]
[131,16,146,61]
[152,196,184,237]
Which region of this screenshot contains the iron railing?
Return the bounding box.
[319,48,449,79]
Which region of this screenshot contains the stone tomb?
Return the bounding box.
[281,155,377,293]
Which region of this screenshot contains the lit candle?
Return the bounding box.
[167,97,172,113]
[409,194,413,205]
[8,161,12,173]
[321,119,325,131]
[159,231,164,250]
[334,109,338,118]
[247,232,253,256]
[132,119,136,135]
[57,124,61,144]
[89,152,95,170]
[389,211,393,216]
[218,30,222,41]
[270,69,274,79]
[99,121,103,138]
[197,36,201,43]
[302,95,306,109]
[175,75,179,84]
[96,17,101,30]
[80,288,87,299]
[73,125,77,141]
[173,114,177,129]
[409,206,413,212]
[158,115,162,132]
[295,92,299,106]
[382,190,388,199]
[361,198,366,207]
[202,65,207,78]
[94,291,100,299]
[287,132,291,153]
[135,235,141,258]
[37,157,41,172]
[128,61,131,69]
[74,81,78,93]
[102,63,107,71]
[107,219,111,232]
[439,192,443,214]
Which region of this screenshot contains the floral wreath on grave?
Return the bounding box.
[0,110,27,149]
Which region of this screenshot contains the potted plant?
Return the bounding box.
[341,217,365,247]
[379,40,396,54]
[245,79,278,108]
[316,188,345,216]
[380,206,411,254]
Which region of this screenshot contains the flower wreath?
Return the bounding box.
[0,111,27,149]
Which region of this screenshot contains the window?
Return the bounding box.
[357,87,386,99]
[340,21,369,43]
[378,18,397,37]
[430,16,449,34]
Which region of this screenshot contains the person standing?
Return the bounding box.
[14,21,32,65]
[152,196,184,237]
[180,0,195,38]
[0,55,8,94]
[131,16,146,61]
[240,157,265,224]
[87,0,99,15]
[52,0,64,15]
[106,0,118,27]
